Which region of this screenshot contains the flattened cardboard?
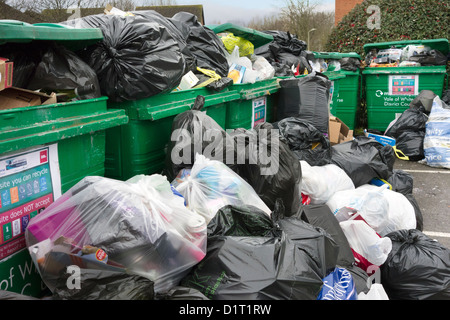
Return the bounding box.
[0,87,57,110]
[0,57,13,91]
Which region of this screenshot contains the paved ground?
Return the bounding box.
[393,158,450,249]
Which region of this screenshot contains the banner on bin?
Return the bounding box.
[252,97,267,128]
[389,75,419,96]
[0,145,61,260]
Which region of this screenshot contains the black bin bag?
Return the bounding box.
[53,269,155,300]
[164,95,234,181]
[171,12,229,77]
[381,229,450,300]
[297,204,370,295]
[27,43,101,100]
[384,107,428,160]
[277,72,331,134]
[181,202,340,300]
[229,122,302,217]
[276,117,332,166]
[62,10,190,102]
[331,136,395,188]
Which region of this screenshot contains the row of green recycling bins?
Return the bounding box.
[0,19,448,298]
[0,21,448,188]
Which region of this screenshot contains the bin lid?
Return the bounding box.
[363,38,449,56]
[206,23,274,48]
[0,97,128,154]
[322,70,346,80]
[311,51,361,60]
[0,20,103,50]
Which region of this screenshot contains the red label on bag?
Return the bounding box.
[95,248,107,262]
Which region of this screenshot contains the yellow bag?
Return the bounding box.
[221,33,254,57]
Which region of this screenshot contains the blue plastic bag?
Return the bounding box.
[317,267,358,300]
[423,96,450,169]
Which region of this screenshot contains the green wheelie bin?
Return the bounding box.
[362,38,449,132]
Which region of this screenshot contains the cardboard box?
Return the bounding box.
[0,87,57,110]
[0,57,13,91]
[329,116,353,145]
[364,130,396,147]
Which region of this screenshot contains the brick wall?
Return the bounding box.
[335,0,364,25]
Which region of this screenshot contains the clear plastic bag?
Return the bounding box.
[172,154,271,223]
[25,175,207,294]
[300,161,355,204]
[327,184,416,237]
[339,220,392,273]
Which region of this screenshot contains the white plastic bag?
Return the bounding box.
[339,220,392,273]
[327,184,416,236]
[26,174,207,294]
[327,185,390,234]
[172,154,271,223]
[252,56,275,80]
[300,161,355,204]
[358,283,389,300]
[358,184,416,235]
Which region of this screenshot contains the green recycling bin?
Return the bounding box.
[311,51,360,129]
[205,23,279,130]
[225,77,280,130]
[0,20,128,298]
[363,38,449,132]
[105,87,241,181]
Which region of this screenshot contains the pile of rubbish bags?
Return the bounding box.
[12,94,449,301]
[365,44,448,68]
[368,90,450,169]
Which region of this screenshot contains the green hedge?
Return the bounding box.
[325,0,449,59]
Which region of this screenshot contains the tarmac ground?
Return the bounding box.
[393,158,450,249]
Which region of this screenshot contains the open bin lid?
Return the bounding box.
[206,23,274,48]
[311,51,361,60]
[0,97,128,155]
[0,20,103,50]
[363,38,449,56]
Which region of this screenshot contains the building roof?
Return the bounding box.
[0,2,46,24]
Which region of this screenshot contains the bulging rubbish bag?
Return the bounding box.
[25,175,207,294]
[277,72,331,134]
[297,204,370,295]
[339,220,392,274]
[327,184,417,237]
[27,43,101,100]
[172,154,272,224]
[276,117,332,166]
[229,123,302,217]
[181,202,340,300]
[423,96,450,169]
[387,169,423,231]
[164,95,235,181]
[381,229,450,300]
[62,11,190,102]
[171,12,229,77]
[52,269,155,300]
[317,267,358,300]
[331,136,395,188]
[300,160,355,204]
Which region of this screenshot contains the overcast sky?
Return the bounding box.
[176,0,335,25]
